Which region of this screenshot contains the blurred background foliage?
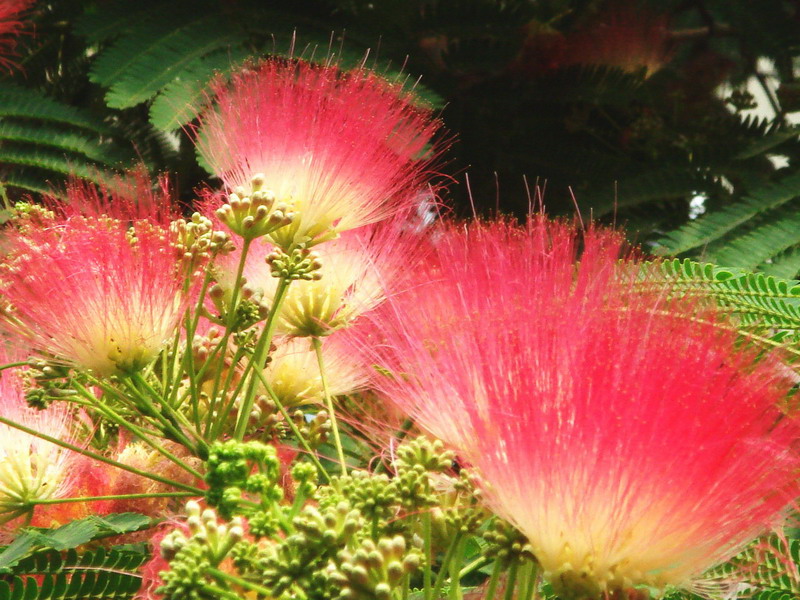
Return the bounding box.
[4,0,800,274]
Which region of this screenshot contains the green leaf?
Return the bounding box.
[0,86,109,133]
[0,513,151,573]
[735,124,800,160]
[0,122,127,166]
[656,171,800,255]
[90,14,238,109]
[149,45,252,131]
[711,209,800,270]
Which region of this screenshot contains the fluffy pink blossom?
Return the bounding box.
[363,217,800,597]
[0,199,190,376]
[48,168,180,226]
[195,58,444,247]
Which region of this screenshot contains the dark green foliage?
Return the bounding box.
[0,513,152,572]
[0,546,148,600]
[0,513,151,600]
[0,85,132,195]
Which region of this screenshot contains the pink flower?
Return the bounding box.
[0,364,80,528]
[364,217,800,597]
[195,58,444,247]
[49,168,180,226]
[0,0,34,73]
[277,217,418,337]
[0,186,191,376]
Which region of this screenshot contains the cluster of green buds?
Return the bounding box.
[483,517,535,567]
[393,437,455,510]
[154,437,494,600]
[22,359,76,410]
[161,500,245,562]
[171,212,235,266]
[251,500,363,597]
[10,201,55,231]
[157,501,246,600]
[267,246,323,281]
[329,535,422,600]
[206,280,269,331]
[217,173,294,240]
[204,440,283,520]
[294,409,331,449]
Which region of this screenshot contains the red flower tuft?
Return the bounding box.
[195,58,445,246]
[47,167,181,226]
[0,0,34,73]
[0,207,191,376]
[361,217,800,597]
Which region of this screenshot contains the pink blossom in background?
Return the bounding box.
[48,168,181,226]
[0,0,34,73]
[0,363,79,529]
[195,58,445,247]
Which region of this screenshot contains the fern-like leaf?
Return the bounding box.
[148,46,252,131]
[640,258,800,346]
[0,546,148,600]
[655,171,800,255]
[0,86,109,133]
[710,208,800,270]
[90,14,239,109]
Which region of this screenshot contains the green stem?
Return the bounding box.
[32,492,196,505]
[503,561,519,600]
[207,344,250,439]
[251,361,330,482]
[177,265,214,423]
[233,276,290,440]
[131,371,207,453]
[484,560,502,600]
[208,237,253,406]
[73,382,203,480]
[202,583,243,600]
[0,361,29,372]
[123,374,196,451]
[85,372,193,451]
[432,531,463,599]
[519,560,537,600]
[448,535,467,600]
[0,415,204,494]
[207,567,275,597]
[312,336,346,475]
[423,510,433,600]
[459,555,491,579]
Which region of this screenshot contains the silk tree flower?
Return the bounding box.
[263,336,368,409]
[363,217,623,450]
[50,168,180,225]
[362,217,800,598]
[0,214,190,377]
[0,0,33,73]
[195,58,444,248]
[0,366,79,526]
[278,217,419,338]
